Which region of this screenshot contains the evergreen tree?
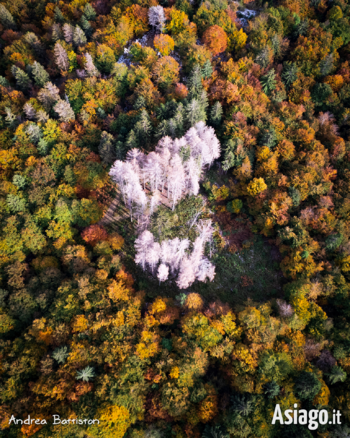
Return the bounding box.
[134,96,146,110]
[294,371,321,401]
[328,366,347,384]
[11,66,32,91]
[0,76,10,87]
[264,381,280,398]
[155,120,169,139]
[210,101,223,127]
[52,346,69,364]
[24,33,45,59]
[135,109,152,143]
[125,129,139,150]
[186,99,206,127]
[80,15,93,37]
[319,54,334,77]
[261,68,277,94]
[54,99,75,122]
[202,425,229,438]
[202,60,213,79]
[0,4,16,29]
[32,61,50,87]
[282,62,298,88]
[76,366,95,382]
[54,6,65,23]
[73,25,87,47]
[52,24,63,42]
[83,3,96,20]
[99,131,116,165]
[174,102,185,136]
[188,64,203,100]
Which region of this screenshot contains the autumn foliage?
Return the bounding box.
[202,25,228,56]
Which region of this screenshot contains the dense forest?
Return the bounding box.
[1,0,350,436]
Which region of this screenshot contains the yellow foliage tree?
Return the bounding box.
[88,405,131,438]
[247,177,268,196]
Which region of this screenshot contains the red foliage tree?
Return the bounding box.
[81,224,108,246]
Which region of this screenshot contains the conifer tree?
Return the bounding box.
[188,64,203,100]
[23,103,37,120]
[54,42,69,71]
[282,61,298,88]
[54,99,75,122]
[135,110,152,143]
[73,25,87,47]
[32,61,50,87]
[11,66,32,91]
[54,6,65,23]
[186,99,206,127]
[63,23,74,44]
[0,4,16,29]
[52,24,63,42]
[24,33,45,59]
[210,102,223,127]
[37,82,60,110]
[83,3,96,20]
[84,53,99,77]
[202,60,213,79]
[99,132,116,165]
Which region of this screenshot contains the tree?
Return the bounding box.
[0,4,16,29]
[148,6,165,32]
[202,425,229,438]
[31,61,50,87]
[73,25,87,47]
[63,23,74,44]
[54,100,75,122]
[202,25,228,56]
[294,371,322,401]
[282,62,298,88]
[76,366,95,382]
[264,381,280,398]
[52,346,69,364]
[24,32,45,59]
[99,131,116,165]
[210,102,223,127]
[84,53,99,77]
[11,66,31,91]
[37,82,60,110]
[54,42,69,71]
[81,224,108,246]
[247,178,267,196]
[157,264,169,283]
[261,69,277,94]
[152,56,180,90]
[328,366,347,384]
[154,34,175,56]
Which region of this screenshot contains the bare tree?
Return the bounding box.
[148,6,165,33]
[157,264,169,283]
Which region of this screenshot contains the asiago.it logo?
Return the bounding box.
[272,404,342,430]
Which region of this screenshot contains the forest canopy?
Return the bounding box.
[1,0,350,437]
